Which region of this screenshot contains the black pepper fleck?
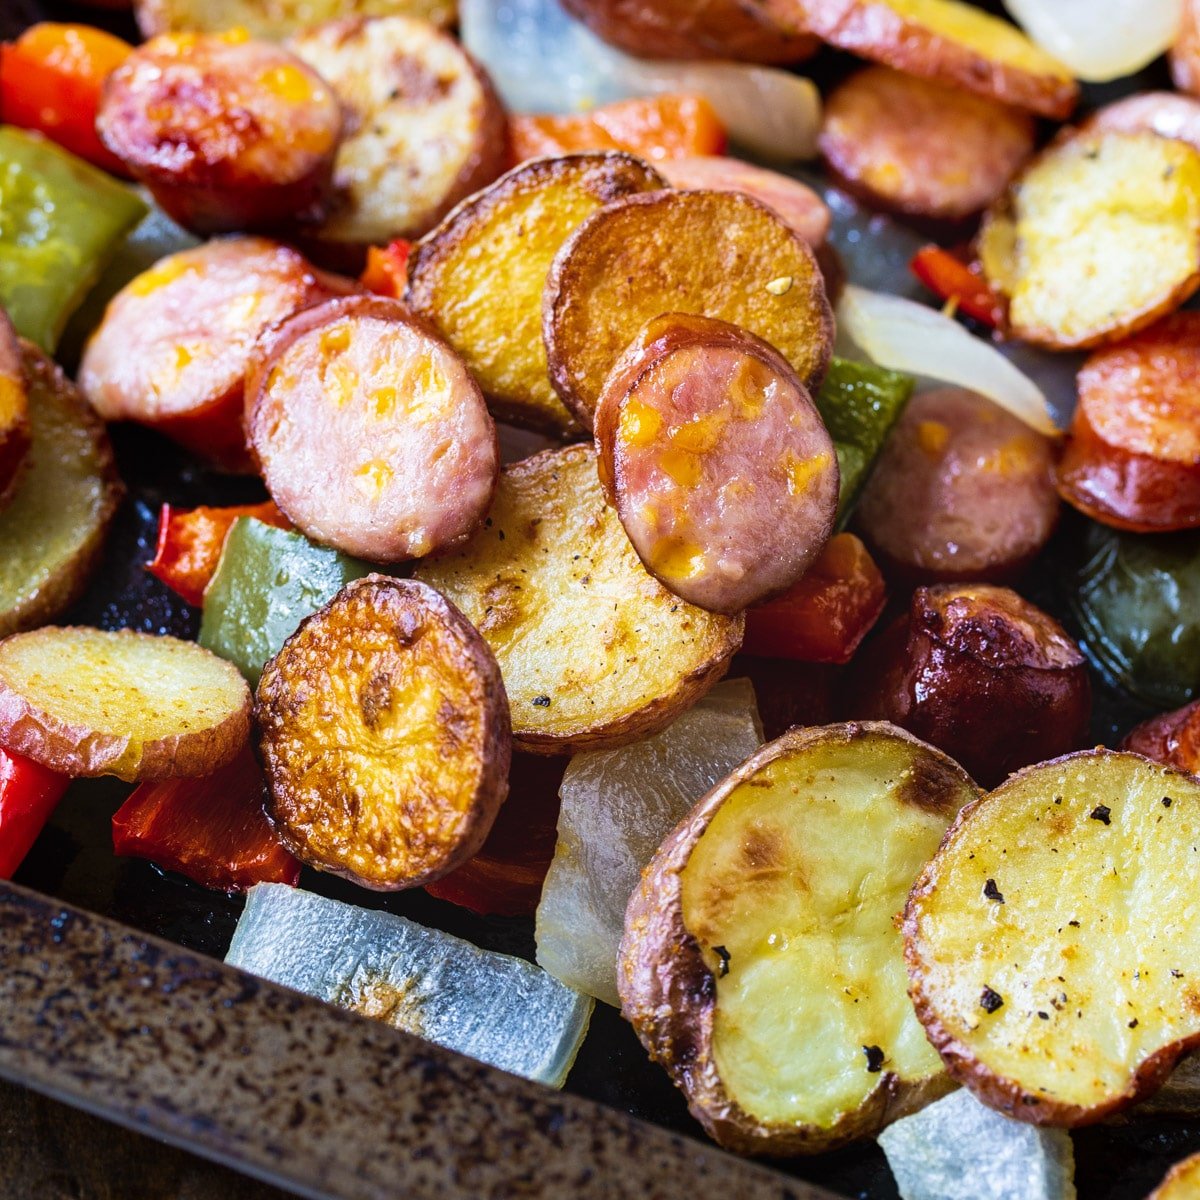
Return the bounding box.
[531,695,551,708]
[1090,805,1112,826]
[863,1045,885,1073]
[980,987,1004,1014]
[983,879,1005,904]
[1163,796,1174,808]
[1128,1019,1139,1029]
[1069,920,1080,928]
[1037,1011,1049,1020]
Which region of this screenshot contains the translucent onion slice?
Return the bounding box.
[1004,0,1181,83]
[227,884,593,1087]
[836,285,1061,437]
[535,679,762,1007]
[878,1088,1076,1200]
[459,0,820,160]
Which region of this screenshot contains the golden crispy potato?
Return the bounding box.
[407,154,665,435]
[979,132,1200,351]
[1150,1153,1200,1198]
[0,310,29,512]
[905,750,1200,1125]
[415,445,743,754]
[136,0,455,39]
[619,722,981,1155]
[256,575,511,890]
[757,0,1078,118]
[0,344,122,639]
[0,627,250,782]
[544,189,833,429]
[289,17,507,253]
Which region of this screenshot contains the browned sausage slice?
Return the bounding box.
[1083,91,1200,153]
[0,310,29,511]
[594,313,838,613]
[246,295,498,562]
[656,156,831,247]
[819,65,1035,221]
[855,387,1059,583]
[79,237,347,471]
[97,31,343,235]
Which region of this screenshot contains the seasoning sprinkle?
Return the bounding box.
[713,945,731,978]
[983,878,1005,904]
[1163,796,1174,808]
[531,695,551,707]
[1037,1011,1049,1020]
[1090,805,1112,825]
[1128,1019,1139,1029]
[863,1045,885,1073]
[980,986,1004,1014]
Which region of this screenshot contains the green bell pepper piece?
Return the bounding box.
[814,356,914,522]
[1066,522,1200,710]
[200,519,372,688]
[0,127,147,350]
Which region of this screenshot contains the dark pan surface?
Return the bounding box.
[3,2,1200,1197]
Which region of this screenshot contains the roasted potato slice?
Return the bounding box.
[256,575,512,890]
[979,132,1200,351]
[406,153,665,434]
[0,309,29,511]
[0,627,251,782]
[544,189,833,429]
[135,0,456,39]
[0,344,122,638]
[619,722,981,1155]
[289,17,508,254]
[755,0,1078,118]
[415,444,743,754]
[905,750,1200,1125]
[1150,1154,1200,1199]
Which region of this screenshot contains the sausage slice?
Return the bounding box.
[0,310,29,511]
[97,31,343,235]
[594,313,839,613]
[819,66,1035,221]
[246,295,499,562]
[856,387,1059,583]
[80,237,347,471]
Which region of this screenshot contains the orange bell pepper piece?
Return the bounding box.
[360,239,412,299]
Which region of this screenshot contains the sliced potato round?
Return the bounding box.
[0,309,29,511]
[415,444,743,753]
[1150,1152,1200,1199]
[619,722,981,1155]
[979,131,1200,350]
[543,188,833,430]
[0,345,122,638]
[905,750,1200,1125]
[406,153,665,434]
[758,0,1078,118]
[256,575,512,890]
[289,16,508,252]
[135,0,457,39]
[0,627,251,782]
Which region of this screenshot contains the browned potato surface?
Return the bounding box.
[0,344,122,639]
[905,751,1200,1125]
[846,584,1090,788]
[1149,1152,1200,1198]
[543,189,833,430]
[0,310,30,512]
[559,0,817,63]
[97,32,343,235]
[755,0,1078,118]
[415,444,743,754]
[619,722,980,1155]
[256,575,511,890]
[1173,0,1200,96]
[1083,92,1200,154]
[135,0,456,38]
[979,131,1200,351]
[819,66,1035,221]
[1121,700,1200,778]
[289,17,508,255]
[406,153,665,434]
[0,627,250,782]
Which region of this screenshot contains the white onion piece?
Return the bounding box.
[227,885,593,1087]
[836,285,1061,437]
[535,679,762,1007]
[878,1089,1076,1200]
[1004,0,1181,83]
[460,0,820,160]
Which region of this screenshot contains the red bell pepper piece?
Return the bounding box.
[360,239,412,300]
[147,500,291,607]
[742,533,887,664]
[425,755,563,917]
[112,746,301,893]
[910,244,1007,331]
[0,24,132,176]
[0,749,70,879]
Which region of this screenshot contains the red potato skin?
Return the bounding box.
[1083,92,1200,154]
[594,313,839,614]
[1173,0,1200,97]
[902,749,1200,1125]
[855,387,1060,584]
[819,66,1036,222]
[245,294,499,562]
[96,33,343,236]
[845,585,1092,788]
[0,311,30,512]
[1121,701,1200,777]
[559,0,818,63]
